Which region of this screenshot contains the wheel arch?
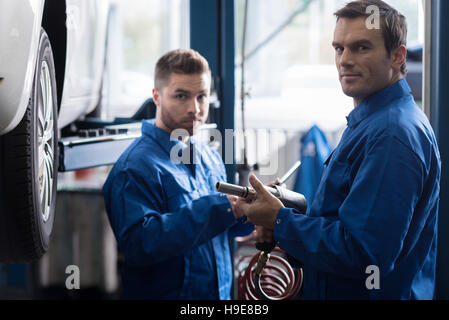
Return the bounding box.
[41,0,67,112]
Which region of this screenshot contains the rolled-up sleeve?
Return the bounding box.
[273,134,425,278]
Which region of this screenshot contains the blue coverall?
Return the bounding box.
[274,79,441,299]
[103,119,250,299]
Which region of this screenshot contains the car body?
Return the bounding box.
[0,0,110,135]
[0,0,111,262]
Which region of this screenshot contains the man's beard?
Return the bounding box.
[160,107,199,136]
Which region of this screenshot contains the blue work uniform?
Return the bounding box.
[103,119,249,300]
[274,79,441,299]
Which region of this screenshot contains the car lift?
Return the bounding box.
[58,98,217,172]
[57,97,155,172]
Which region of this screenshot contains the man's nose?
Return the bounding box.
[188,99,201,115]
[339,48,354,68]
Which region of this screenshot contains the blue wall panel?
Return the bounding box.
[430,0,449,300]
[190,0,236,183]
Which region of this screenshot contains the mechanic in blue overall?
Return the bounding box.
[103,49,250,299]
[236,0,441,300]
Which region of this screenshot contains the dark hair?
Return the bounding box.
[334,0,408,75]
[154,49,211,89]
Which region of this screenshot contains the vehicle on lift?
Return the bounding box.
[0,0,111,262]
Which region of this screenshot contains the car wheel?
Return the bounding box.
[0,28,58,262]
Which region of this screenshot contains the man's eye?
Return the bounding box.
[176,94,186,100]
[198,94,207,101]
[359,45,369,51]
[335,47,343,54]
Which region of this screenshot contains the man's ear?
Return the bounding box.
[392,45,407,72]
[152,88,161,108]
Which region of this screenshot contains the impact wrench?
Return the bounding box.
[216,167,307,299]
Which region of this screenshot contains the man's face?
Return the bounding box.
[153,72,211,137]
[333,17,397,106]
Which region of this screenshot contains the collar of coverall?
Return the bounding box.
[346,78,412,129]
[141,118,199,156]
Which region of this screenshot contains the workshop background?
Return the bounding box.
[1,0,448,300]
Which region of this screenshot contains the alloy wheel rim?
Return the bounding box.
[37,60,54,223]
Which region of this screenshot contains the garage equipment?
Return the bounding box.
[216,161,307,300]
[236,246,303,300]
[215,181,306,213]
[57,98,217,172]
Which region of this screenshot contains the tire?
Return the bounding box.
[0,28,58,262]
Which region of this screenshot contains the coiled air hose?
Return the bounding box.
[217,177,307,300]
[236,244,303,300]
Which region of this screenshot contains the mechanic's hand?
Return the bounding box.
[235,174,284,229]
[267,177,286,189]
[253,226,274,244]
[227,195,245,219]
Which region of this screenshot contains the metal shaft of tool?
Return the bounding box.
[278,160,301,185]
[216,182,279,199]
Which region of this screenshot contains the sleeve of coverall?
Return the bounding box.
[273,134,425,278]
[107,168,237,267]
[208,147,255,238]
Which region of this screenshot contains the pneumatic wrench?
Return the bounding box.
[215,161,307,299]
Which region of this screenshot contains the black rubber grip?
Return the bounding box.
[255,241,277,253]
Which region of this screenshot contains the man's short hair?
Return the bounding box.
[334,0,408,75]
[154,49,211,89]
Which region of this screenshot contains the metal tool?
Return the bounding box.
[278,160,301,185]
[216,160,307,300]
[216,181,307,213]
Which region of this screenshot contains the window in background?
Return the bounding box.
[105,0,190,119]
[234,0,424,132]
[233,0,424,183]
